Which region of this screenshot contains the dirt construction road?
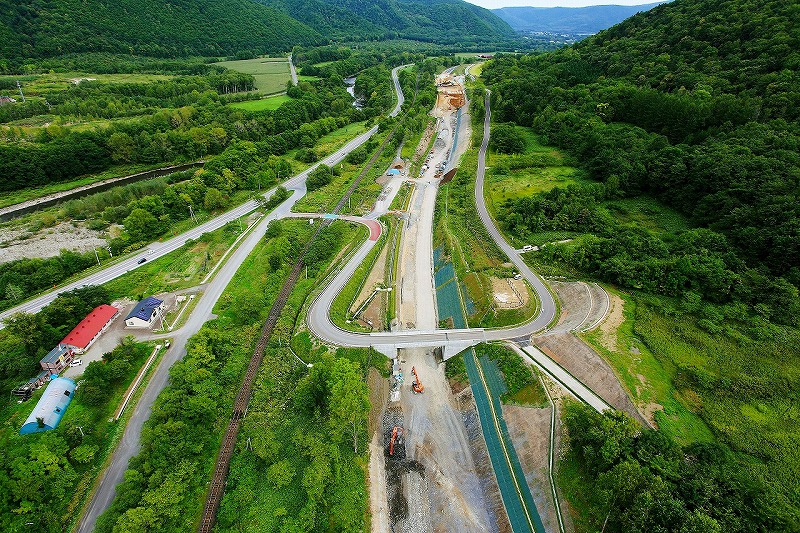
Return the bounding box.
[392,101,493,531]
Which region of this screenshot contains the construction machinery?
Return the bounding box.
[389,426,404,456]
[411,366,424,394]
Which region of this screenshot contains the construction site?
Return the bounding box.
[366,69,511,533]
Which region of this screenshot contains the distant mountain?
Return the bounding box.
[493,2,669,34]
[0,0,515,62]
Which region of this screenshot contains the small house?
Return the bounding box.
[125,296,165,329]
[39,344,76,374]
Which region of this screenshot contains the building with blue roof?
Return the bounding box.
[19,377,76,435]
[125,296,165,328]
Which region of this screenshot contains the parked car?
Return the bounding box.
[522,244,534,252]
[137,257,147,264]
[69,359,82,367]
[513,273,522,280]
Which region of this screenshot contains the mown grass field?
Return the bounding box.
[229,95,291,111]
[214,57,291,94]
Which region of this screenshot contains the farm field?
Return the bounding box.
[214,57,291,94]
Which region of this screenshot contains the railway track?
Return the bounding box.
[198,123,400,533]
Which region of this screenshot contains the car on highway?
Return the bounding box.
[69,358,82,367]
[137,257,147,264]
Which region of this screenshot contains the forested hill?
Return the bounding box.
[493,3,667,34]
[0,0,322,60]
[259,0,516,44]
[0,0,515,62]
[485,0,800,285]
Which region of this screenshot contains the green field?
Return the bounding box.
[485,127,586,218]
[2,72,172,97]
[215,57,291,94]
[229,95,291,111]
[102,221,244,299]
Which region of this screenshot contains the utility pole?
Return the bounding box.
[188,205,196,223]
[76,426,85,437]
[16,81,25,102]
[94,249,100,266]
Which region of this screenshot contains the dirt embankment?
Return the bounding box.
[537,282,650,425]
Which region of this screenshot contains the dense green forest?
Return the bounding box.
[485,0,799,298]
[0,0,514,67]
[482,0,800,529]
[0,0,320,62]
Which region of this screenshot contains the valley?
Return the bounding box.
[0,0,798,532]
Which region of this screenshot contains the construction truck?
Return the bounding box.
[411,366,424,394]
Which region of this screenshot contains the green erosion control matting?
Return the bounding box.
[463,349,546,533]
[434,250,544,532]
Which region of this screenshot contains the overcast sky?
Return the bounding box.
[466,0,662,8]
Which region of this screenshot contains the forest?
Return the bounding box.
[0,0,515,67]
[482,0,800,528]
[484,0,799,290]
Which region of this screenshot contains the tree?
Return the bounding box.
[328,358,370,453]
[267,460,296,489]
[123,208,159,242]
[490,123,525,154]
[306,164,332,191]
[203,187,225,210]
[107,132,136,163]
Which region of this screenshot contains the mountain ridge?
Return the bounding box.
[493,2,668,34]
[0,0,515,62]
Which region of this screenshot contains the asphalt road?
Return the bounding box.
[75,65,409,532]
[306,88,557,350]
[288,54,298,86]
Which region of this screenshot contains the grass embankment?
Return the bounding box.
[329,217,397,332]
[0,339,158,532]
[434,147,539,329]
[446,343,548,407]
[102,220,244,300]
[0,162,183,209]
[214,57,291,94]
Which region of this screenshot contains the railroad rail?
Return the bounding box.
[198,123,399,533]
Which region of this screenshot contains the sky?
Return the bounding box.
[465,0,663,8]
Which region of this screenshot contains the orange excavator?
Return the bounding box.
[389,426,404,456]
[411,366,424,394]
